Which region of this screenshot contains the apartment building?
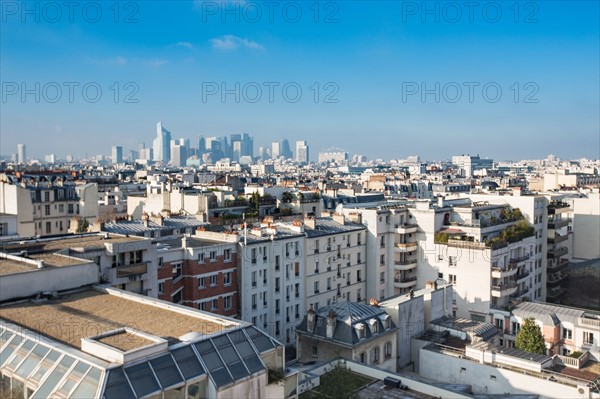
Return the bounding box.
[0,178,98,237]
[341,204,418,300]
[303,215,367,311]
[0,233,157,297]
[496,302,600,362]
[156,231,239,318]
[296,301,398,372]
[411,197,541,321]
[238,222,306,345]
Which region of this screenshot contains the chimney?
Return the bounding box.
[307,307,316,332]
[332,213,345,225]
[425,280,436,290]
[326,310,336,339]
[37,260,45,269]
[304,217,316,230]
[437,196,445,208]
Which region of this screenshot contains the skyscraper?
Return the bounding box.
[152,121,171,163]
[295,141,309,164]
[17,144,26,163]
[111,146,123,164]
[280,138,292,159]
[170,139,188,167]
[271,142,280,159]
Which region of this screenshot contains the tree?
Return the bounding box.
[76,217,89,233]
[515,317,546,354]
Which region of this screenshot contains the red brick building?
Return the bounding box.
[156,231,239,318]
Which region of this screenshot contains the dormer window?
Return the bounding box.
[369,319,378,334]
[356,323,366,339]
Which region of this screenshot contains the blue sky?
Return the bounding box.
[1,0,599,161]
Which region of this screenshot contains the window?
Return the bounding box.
[45,222,51,234]
[275,255,280,271]
[315,261,319,274]
[357,270,362,282]
[562,327,572,340]
[357,233,362,245]
[210,251,217,261]
[252,271,257,287]
[449,256,457,267]
[210,274,218,286]
[173,290,182,304]
[223,272,232,286]
[359,352,366,363]
[380,235,385,248]
[68,204,74,214]
[198,253,205,263]
[199,277,206,289]
[45,205,51,215]
[371,320,378,334]
[44,191,50,202]
[449,274,457,285]
[251,248,257,263]
[58,204,64,212]
[371,346,380,364]
[295,262,300,277]
[200,302,206,311]
[380,272,385,283]
[314,240,320,254]
[584,331,595,345]
[172,263,182,280]
[312,346,318,357]
[158,257,163,268]
[224,249,231,261]
[314,281,319,294]
[0,223,7,236]
[211,299,218,310]
[158,282,164,294]
[357,253,362,264]
[224,296,232,310]
[384,342,392,359]
[252,294,257,309]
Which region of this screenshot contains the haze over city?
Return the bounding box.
[1,1,599,160]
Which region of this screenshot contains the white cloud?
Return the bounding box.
[211,35,264,51]
[175,41,195,50]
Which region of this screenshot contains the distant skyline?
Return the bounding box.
[1,1,598,160]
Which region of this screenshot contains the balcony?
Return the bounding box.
[580,317,600,329]
[394,242,418,253]
[515,270,530,282]
[547,272,567,286]
[548,234,568,244]
[548,202,570,215]
[491,266,518,279]
[394,261,417,271]
[547,286,566,299]
[509,288,529,300]
[491,283,518,297]
[393,276,417,289]
[116,262,148,278]
[548,258,568,271]
[509,254,530,266]
[548,219,569,229]
[548,247,568,258]
[395,224,418,234]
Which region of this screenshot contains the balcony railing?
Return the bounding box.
[548,219,569,229]
[394,242,418,252]
[509,254,530,265]
[547,247,568,258]
[548,234,568,244]
[116,262,148,278]
[548,258,569,271]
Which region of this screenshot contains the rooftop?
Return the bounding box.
[0,288,238,349]
[512,301,600,325]
[0,234,146,254]
[0,253,90,275]
[303,217,365,238]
